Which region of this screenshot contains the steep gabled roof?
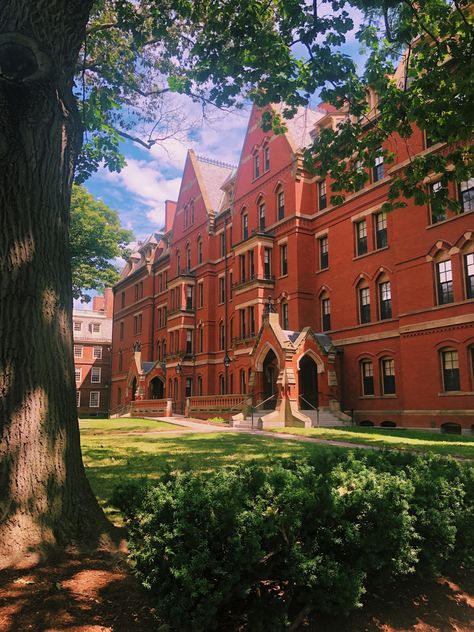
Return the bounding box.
[273,104,324,151]
[194,154,236,213]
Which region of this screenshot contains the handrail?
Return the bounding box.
[251,393,277,429]
[299,395,319,427]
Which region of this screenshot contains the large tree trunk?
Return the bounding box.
[0,1,110,565]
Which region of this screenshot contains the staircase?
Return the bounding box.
[302,408,349,428]
[232,410,274,429]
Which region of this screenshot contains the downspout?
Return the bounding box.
[224,211,229,394]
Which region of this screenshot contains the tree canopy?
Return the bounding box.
[70,185,133,301]
[80,0,473,212]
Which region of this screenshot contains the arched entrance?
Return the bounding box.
[262,349,278,409]
[298,355,319,409]
[149,376,164,399]
[130,376,137,402]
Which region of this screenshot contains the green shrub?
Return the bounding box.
[112,452,473,631]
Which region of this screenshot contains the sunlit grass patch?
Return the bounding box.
[267,426,474,459]
[79,417,178,434]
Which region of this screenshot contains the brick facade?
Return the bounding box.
[73,289,113,417]
[111,104,474,431]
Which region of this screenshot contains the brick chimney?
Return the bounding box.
[92,288,114,317]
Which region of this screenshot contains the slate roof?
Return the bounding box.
[196,155,236,212]
[141,361,155,374]
[275,105,324,150]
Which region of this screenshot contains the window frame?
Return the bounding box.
[280,244,288,277]
[91,366,102,383]
[381,357,396,395]
[359,285,371,324]
[379,280,392,320]
[441,349,461,392]
[319,235,329,270]
[318,179,327,211]
[436,259,454,305]
[361,359,374,396]
[89,391,100,408]
[356,220,368,256]
[374,211,388,249]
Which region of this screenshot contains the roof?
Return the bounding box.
[195,155,236,212]
[274,105,324,150]
[141,361,155,374]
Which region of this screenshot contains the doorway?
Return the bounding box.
[262,349,278,409]
[149,376,164,399]
[298,355,319,409]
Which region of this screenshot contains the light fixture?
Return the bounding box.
[175,363,182,374]
[223,354,231,368]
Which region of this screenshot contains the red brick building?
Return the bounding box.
[111,103,474,432]
[74,289,113,417]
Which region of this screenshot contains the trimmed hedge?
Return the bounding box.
[112,451,473,631]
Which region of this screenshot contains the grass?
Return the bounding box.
[79,418,178,434]
[80,425,334,520]
[266,426,474,459]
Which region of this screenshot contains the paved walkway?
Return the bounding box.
[146,416,380,451]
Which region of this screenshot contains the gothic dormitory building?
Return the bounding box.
[110,102,474,432]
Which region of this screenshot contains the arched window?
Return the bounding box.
[357,281,371,324]
[277,187,285,221]
[381,357,396,395]
[197,237,203,264]
[118,349,123,371]
[186,244,191,271]
[242,211,248,240]
[281,300,289,329]
[381,420,396,428]
[436,259,454,305]
[258,197,266,231]
[156,341,161,361]
[320,292,331,331]
[176,250,181,274]
[219,374,225,395]
[359,420,374,427]
[254,153,260,179]
[360,359,374,395]
[197,376,203,396]
[441,348,460,391]
[264,144,270,172]
[378,274,392,320]
[219,321,225,350]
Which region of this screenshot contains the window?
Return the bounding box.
[198,282,204,308]
[359,286,371,324]
[89,391,100,408]
[91,367,101,383]
[121,291,125,308]
[248,306,255,336]
[319,236,328,269]
[219,374,225,395]
[73,321,82,332]
[465,253,474,298]
[219,232,226,259]
[90,322,101,333]
[186,246,191,271]
[133,313,142,334]
[190,201,194,225]
[76,390,81,407]
[93,346,102,359]
[361,360,374,395]
[186,285,193,310]
[159,274,163,293]
[264,146,270,172]
[373,149,384,182]
[219,322,225,350]
[430,181,447,223]
[120,321,124,340]
[197,376,203,396]
[184,205,189,228]
[176,250,181,274]
[356,220,368,256]
[354,159,364,191]
[437,260,454,305]
[442,349,460,391]
[197,238,203,264]
[229,272,233,298]
[318,180,327,211]
[248,249,255,279]
[240,368,247,394]
[254,153,260,179]
[242,213,248,240]
[186,330,193,354]
[264,248,272,279]
[282,301,289,329]
[118,349,123,371]
[280,244,288,276]
[239,254,246,283]
[381,358,396,395]
[75,368,82,383]
[379,280,392,319]
[258,201,265,231]
[321,296,331,331]
[277,190,285,220]
[134,281,143,302]
[460,179,474,213]
[164,271,168,289]
[74,345,83,358]
[375,212,387,249]
[240,309,246,338]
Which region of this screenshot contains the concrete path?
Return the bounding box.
[147,416,379,451]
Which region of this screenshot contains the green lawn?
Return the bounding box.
[267,426,474,459]
[79,417,178,434]
[80,426,333,520]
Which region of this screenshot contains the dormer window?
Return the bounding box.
[254,154,260,179]
[264,146,270,172]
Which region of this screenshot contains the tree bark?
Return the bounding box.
[0,1,110,565]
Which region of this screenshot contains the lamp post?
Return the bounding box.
[175,362,182,413]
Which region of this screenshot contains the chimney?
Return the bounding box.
[165,200,177,232]
[92,288,114,317]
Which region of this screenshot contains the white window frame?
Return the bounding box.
[91,367,102,383]
[75,368,82,383]
[76,390,81,407]
[93,346,102,359]
[73,321,82,332]
[74,345,83,358]
[89,391,100,408]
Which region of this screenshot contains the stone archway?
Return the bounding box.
[261,348,279,409]
[149,376,164,399]
[298,354,319,409]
